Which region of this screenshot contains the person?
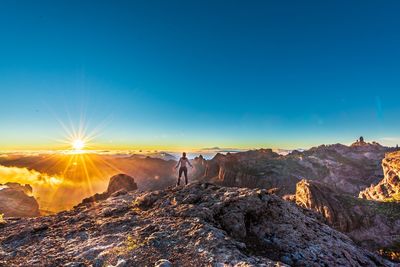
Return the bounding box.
[175,152,193,185]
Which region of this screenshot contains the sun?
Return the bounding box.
[72,139,85,150]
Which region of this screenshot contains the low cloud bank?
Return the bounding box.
[0,165,64,187]
[0,165,106,212]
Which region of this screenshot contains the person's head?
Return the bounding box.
[182,152,186,158]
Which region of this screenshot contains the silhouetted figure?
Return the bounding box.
[175,152,193,185]
[359,136,364,143]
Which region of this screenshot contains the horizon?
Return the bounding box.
[2,1,400,151]
[0,136,394,157]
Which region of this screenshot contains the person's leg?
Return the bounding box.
[184,167,188,185]
[178,167,183,186]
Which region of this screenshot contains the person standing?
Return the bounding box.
[175,152,193,185]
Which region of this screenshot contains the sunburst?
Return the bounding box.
[72,139,85,151]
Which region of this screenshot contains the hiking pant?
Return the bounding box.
[178,166,188,185]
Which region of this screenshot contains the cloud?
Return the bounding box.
[0,165,105,212]
[199,147,246,153]
[380,137,400,142]
[0,165,64,187]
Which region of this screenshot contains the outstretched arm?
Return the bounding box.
[188,159,193,168]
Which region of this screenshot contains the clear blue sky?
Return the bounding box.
[1,0,400,150]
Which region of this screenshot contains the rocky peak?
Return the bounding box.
[350,137,384,151]
[80,173,137,205]
[352,136,367,146]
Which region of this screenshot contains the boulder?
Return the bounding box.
[107,174,138,195]
[0,184,40,217]
[79,174,137,206]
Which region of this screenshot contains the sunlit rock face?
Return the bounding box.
[295,179,355,232]
[295,179,400,261]
[360,151,400,201]
[0,182,40,217]
[0,183,392,266]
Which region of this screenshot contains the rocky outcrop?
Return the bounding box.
[80,174,137,205]
[106,173,138,194]
[0,183,393,266]
[0,183,39,218]
[194,150,302,194]
[194,140,394,196]
[360,151,400,201]
[296,180,355,232]
[296,179,400,261]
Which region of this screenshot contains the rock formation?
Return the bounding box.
[295,179,400,261]
[351,136,367,147]
[106,173,138,195]
[80,173,137,205]
[0,183,393,266]
[360,151,400,201]
[0,183,40,218]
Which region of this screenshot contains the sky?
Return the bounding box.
[1,0,400,151]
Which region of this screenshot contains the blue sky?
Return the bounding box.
[1,0,400,150]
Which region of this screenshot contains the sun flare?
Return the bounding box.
[72,139,85,150]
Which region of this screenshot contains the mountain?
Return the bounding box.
[359,151,400,201]
[0,180,392,266]
[193,139,396,196]
[0,183,39,218]
[295,179,400,261]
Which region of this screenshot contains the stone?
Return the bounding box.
[107,174,138,194]
[154,259,172,267]
[0,183,40,217]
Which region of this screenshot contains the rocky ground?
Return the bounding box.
[0,182,394,267]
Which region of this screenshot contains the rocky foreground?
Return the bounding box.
[0,183,394,267]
